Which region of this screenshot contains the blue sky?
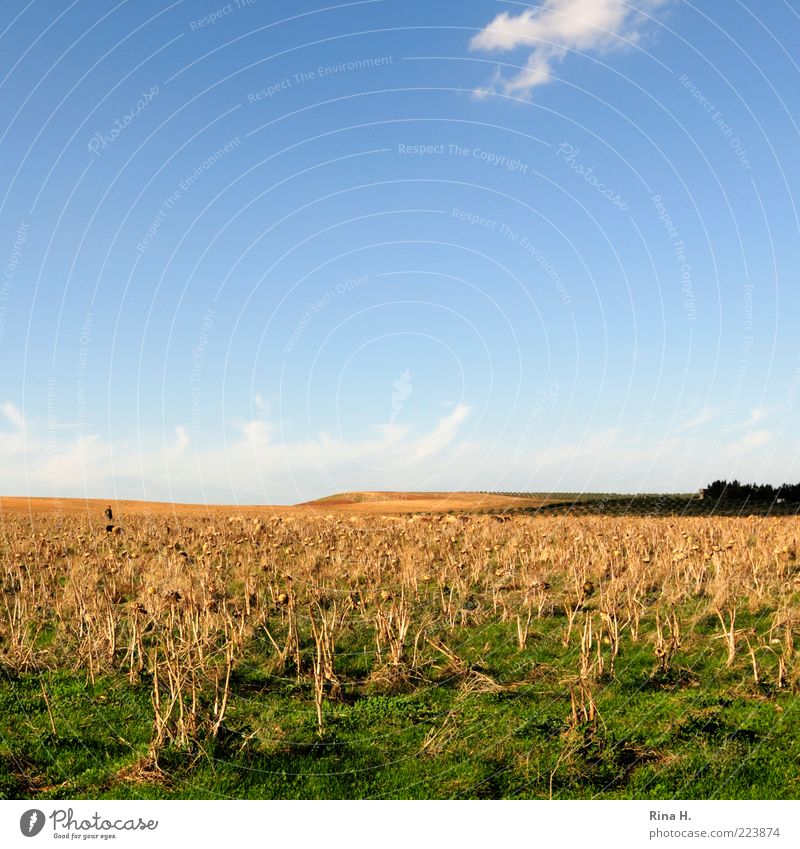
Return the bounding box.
[1,0,799,504]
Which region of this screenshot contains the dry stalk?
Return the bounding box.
[716,607,738,667]
[653,609,681,675]
[744,634,759,685]
[516,608,533,650]
[309,599,349,736]
[568,677,597,727]
[375,595,411,667]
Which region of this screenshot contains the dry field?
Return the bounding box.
[1,495,799,799]
[297,491,550,513]
[0,491,547,518]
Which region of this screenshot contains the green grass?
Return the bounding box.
[2,607,799,800]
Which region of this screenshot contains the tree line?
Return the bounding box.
[703,479,800,503]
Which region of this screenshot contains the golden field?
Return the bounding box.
[1,495,798,798]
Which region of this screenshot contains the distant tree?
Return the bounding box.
[703,479,795,502]
[704,480,728,500]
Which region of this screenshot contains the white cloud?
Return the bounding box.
[470,0,670,98]
[175,426,190,453]
[3,397,797,505]
[0,400,473,505]
[742,406,770,427]
[719,429,774,458]
[408,403,470,461]
[673,407,720,433]
[2,401,24,430]
[253,392,269,415]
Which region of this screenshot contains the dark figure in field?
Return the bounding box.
[104,505,113,521]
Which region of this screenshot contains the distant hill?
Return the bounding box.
[295,491,550,513]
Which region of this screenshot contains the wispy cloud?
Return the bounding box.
[739,406,771,428]
[719,429,774,458]
[470,0,670,98]
[3,398,797,504]
[408,403,470,461]
[2,401,25,431]
[0,400,472,505]
[673,407,721,434]
[253,392,269,415]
